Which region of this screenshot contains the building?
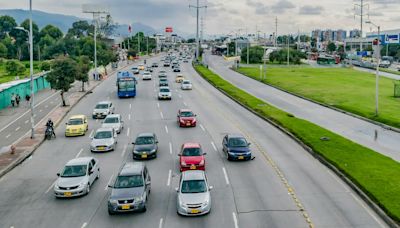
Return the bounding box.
[349,29,361,38]
[366,29,400,45]
[311,29,347,42]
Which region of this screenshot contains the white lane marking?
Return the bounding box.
[25,120,29,124]
[232,212,239,228]
[15,127,20,131]
[350,192,386,228]
[75,148,83,158]
[183,102,187,106]
[169,142,173,154]
[175,89,178,92]
[5,134,11,138]
[45,180,57,194]
[157,102,160,108]
[96,119,98,122]
[50,101,53,104]
[105,174,114,191]
[127,127,130,137]
[160,111,164,119]
[167,170,172,186]
[200,124,205,131]
[89,130,94,138]
[211,142,217,152]
[81,222,87,228]
[33,114,37,117]
[45,105,48,108]
[179,94,182,98]
[121,144,127,157]
[129,104,132,109]
[39,109,43,112]
[165,125,169,134]
[128,114,131,120]
[159,218,163,228]
[222,167,230,185]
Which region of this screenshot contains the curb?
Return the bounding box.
[192,63,399,228]
[233,68,400,134]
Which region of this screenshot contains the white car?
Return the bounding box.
[54,157,100,198]
[142,71,152,80]
[181,80,192,90]
[90,128,117,152]
[158,86,172,100]
[102,114,124,134]
[92,101,114,119]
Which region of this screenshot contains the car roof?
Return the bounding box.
[137,132,155,137]
[66,157,93,166]
[182,142,201,148]
[182,170,206,181]
[179,109,192,112]
[176,74,184,77]
[182,80,191,82]
[227,133,246,139]
[119,162,144,176]
[96,127,113,132]
[70,114,86,119]
[105,114,120,118]
[97,101,111,105]
[159,86,170,90]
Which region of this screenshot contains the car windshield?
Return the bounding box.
[104,117,118,124]
[135,136,154,145]
[183,81,190,84]
[182,147,202,156]
[160,79,167,82]
[61,165,87,177]
[114,175,143,188]
[132,67,138,70]
[96,104,109,109]
[181,180,207,193]
[160,71,166,74]
[68,118,83,125]
[228,137,248,147]
[160,88,170,93]
[180,111,194,117]
[94,131,112,139]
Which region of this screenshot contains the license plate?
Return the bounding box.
[121,204,130,210]
[186,123,191,126]
[97,114,101,117]
[191,209,200,214]
[98,147,105,151]
[190,165,196,170]
[238,156,244,160]
[141,154,148,158]
[64,192,72,197]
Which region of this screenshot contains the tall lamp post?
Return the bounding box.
[15,0,34,139]
[366,20,381,116]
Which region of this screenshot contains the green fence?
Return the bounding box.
[0,73,50,110]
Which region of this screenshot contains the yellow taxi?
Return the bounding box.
[175,74,184,83]
[65,115,88,137]
[138,64,145,70]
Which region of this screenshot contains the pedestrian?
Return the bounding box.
[15,94,20,107]
[10,93,16,107]
[25,94,30,108]
[93,72,96,80]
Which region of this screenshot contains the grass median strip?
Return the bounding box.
[236,66,400,129]
[193,63,400,223]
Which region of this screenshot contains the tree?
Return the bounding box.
[0,15,17,38]
[327,42,337,53]
[40,24,63,40]
[228,42,235,56]
[40,61,51,71]
[75,56,90,92]
[46,56,77,106]
[240,46,265,64]
[5,60,25,76]
[98,15,117,38]
[67,20,93,38]
[269,48,306,65]
[0,43,7,58]
[1,36,17,59]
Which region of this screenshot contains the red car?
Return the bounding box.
[177,109,197,127]
[179,143,206,172]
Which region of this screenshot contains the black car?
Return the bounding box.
[132,133,159,159]
[222,134,251,161]
[173,67,181,72]
[159,81,169,87]
[151,62,158,67]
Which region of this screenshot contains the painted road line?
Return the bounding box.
[45,105,48,108]
[45,180,57,194]
[128,114,131,120]
[222,167,230,185]
[130,104,132,109]
[121,144,127,157]
[89,130,94,139]
[350,192,386,228]
[178,94,182,98]
[167,170,172,186]
[165,125,169,134]
[39,109,43,112]
[15,127,20,131]
[183,102,187,106]
[5,134,11,139]
[200,124,205,131]
[127,127,130,137]
[159,218,163,228]
[81,222,87,228]
[25,120,29,124]
[175,89,178,92]
[157,102,160,108]
[105,174,114,191]
[50,101,53,104]
[211,142,217,152]
[160,111,164,119]
[232,212,239,228]
[75,148,84,158]
[169,142,173,154]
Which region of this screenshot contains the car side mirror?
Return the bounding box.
[203,152,207,155]
[248,142,251,146]
[177,115,179,117]
[209,186,213,191]
[146,181,151,185]
[132,142,135,145]
[175,187,179,192]
[156,140,159,143]
[178,154,181,156]
[57,173,60,176]
[65,123,67,125]
[89,170,94,175]
[107,184,113,188]
[195,114,197,116]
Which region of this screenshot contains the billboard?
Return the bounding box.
[385,34,399,44]
[165,27,173,33]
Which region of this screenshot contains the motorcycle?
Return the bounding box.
[45,126,55,140]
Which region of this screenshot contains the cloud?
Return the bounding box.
[368,11,384,17]
[246,0,269,15]
[271,0,296,14]
[299,5,324,15]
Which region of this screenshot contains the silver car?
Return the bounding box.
[181,80,192,90]
[102,114,124,134]
[92,101,115,119]
[176,170,212,216]
[158,86,172,100]
[54,157,100,198]
[90,128,117,152]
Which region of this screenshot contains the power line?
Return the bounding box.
[189,0,207,60]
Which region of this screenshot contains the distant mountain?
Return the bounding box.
[115,23,158,37]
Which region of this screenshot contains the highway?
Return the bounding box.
[0,54,387,228]
[204,53,400,163]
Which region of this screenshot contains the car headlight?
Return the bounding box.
[54,184,60,190]
[79,182,86,188]
[180,119,185,123]
[199,160,205,166]
[181,161,187,166]
[150,149,156,153]
[103,112,108,115]
[134,196,143,203]
[92,112,96,115]
[109,199,118,205]
[133,150,139,154]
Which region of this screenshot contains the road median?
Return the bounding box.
[193,63,400,227]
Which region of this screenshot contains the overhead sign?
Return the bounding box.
[165,27,173,33]
[385,34,399,44]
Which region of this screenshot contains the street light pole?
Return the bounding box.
[287,35,290,66]
[366,20,381,116]
[94,15,98,80]
[29,0,34,139]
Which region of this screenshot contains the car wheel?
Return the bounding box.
[96,170,100,180]
[141,201,147,212]
[86,184,90,195]
[108,209,115,215]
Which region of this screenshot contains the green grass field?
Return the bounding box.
[193,63,400,223]
[0,60,42,84]
[236,66,400,128]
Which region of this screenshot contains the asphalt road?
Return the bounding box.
[0,54,387,228]
[205,53,400,163]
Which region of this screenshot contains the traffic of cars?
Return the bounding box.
[56,52,251,218]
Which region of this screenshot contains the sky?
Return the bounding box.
[1,0,399,37]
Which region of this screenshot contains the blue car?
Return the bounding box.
[222,134,252,161]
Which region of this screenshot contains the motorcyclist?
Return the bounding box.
[45,118,56,138]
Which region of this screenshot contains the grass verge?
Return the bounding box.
[236,66,400,129]
[193,63,400,224]
[0,60,42,84]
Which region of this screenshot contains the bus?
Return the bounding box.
[116,71,137,98]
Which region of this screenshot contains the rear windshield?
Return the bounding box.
[160,88,170,92]
[104,117,118,124]
[95,104,109,109]
[94,131,112,139]
[68,118,83,125]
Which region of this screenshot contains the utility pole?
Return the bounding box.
[190,0,207,61]
[147,36,149,55]
[200,16,204,44]
[138,32,140,54]
[287,35,290,66]
[29,0,34,139]
[354,0,369,52]
[275,16,278,47]
[297,29,300,50]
